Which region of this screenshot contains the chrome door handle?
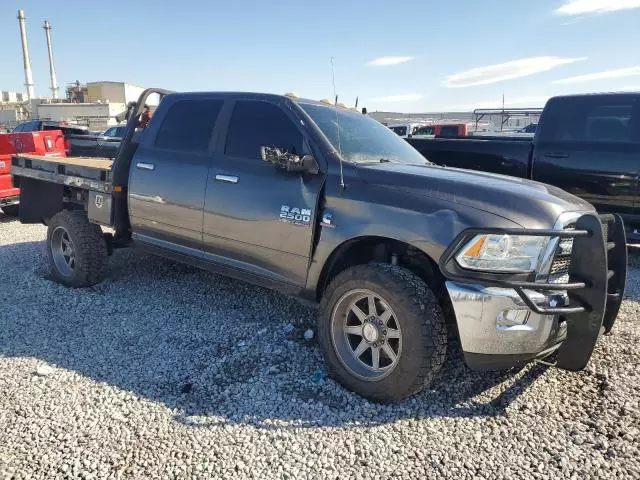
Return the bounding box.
[136,162,155,171]
[544,152,569,159]
[215,174,239,184]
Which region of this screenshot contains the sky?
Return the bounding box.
[0,0,639,112]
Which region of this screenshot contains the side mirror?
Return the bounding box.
[260,146,319,174]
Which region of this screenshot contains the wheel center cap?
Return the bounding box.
[362,323,379,343]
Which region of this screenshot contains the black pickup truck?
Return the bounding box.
[11,119,90,136]
[67,125,126,158]
[10,89,627,402]
[408,93,640,242]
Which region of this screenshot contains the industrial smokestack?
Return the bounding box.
[43,20,59,99]
[17,10,35,101]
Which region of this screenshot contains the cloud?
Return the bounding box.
[371,94,423,102]
[366,56,413,67]
[617,85,640,91]
[553,66,640,84]
[554,0,640,16]
[444,56,586,88]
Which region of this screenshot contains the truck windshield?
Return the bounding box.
[300,103,430,165]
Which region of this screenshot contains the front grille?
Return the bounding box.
[547,218,609,284]
[549,254,571,284]
[548,223,575,284]
[550,256,571,276]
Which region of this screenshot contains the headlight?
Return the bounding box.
[455,234,549,273]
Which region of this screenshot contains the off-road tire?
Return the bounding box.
[46,210,107,287]
[318,263,447,403]
[1,204,19,217]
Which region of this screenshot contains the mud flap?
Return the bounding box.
[556,214,607,371]
[602,215,627,334]
[18,177,63,224]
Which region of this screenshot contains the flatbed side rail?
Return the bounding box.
[11,165,112,193]
[11,154,113,193]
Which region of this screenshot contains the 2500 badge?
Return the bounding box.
[280,205,312,226]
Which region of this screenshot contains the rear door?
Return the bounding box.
[533,95,640,218]
[203,98,325,287]
[128,97,224,250]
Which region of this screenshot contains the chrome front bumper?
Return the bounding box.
[446,281,567,369]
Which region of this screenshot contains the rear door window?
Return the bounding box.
[224,100,303,160]
[540,96,639,143]
[155,99,223,153]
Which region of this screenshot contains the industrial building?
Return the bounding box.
[87,81,149,106]
[35,102,125,130]
[3,11,154,131]
[0,91,27,130]
[2,91,25,103]
[34,81,153,130]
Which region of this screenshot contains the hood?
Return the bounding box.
[356,162,594,228]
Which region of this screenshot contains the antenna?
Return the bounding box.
[331,57,345,189]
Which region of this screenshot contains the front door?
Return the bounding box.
[203,99,325,287]
[128,98,224,250]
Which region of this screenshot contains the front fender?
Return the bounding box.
[305,186,521,298]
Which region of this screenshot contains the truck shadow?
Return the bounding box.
[3,240,636,430]
[0,213,20,224]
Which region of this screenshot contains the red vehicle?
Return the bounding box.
[0,130,67,216]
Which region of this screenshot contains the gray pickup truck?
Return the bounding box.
[10,89,627,402]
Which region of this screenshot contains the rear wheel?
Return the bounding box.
[318,263,447,403]
[1,204,19,217]
[47,210,107,287]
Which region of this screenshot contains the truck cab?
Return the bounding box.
[10,89,628,403]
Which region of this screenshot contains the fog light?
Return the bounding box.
[497,308,530,328]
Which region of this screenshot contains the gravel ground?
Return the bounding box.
[0,213,639,480]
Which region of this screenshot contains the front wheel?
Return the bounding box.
[47,210,107,287]
[318,263,447,403]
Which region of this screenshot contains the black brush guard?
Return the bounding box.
[439,213,627,371]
